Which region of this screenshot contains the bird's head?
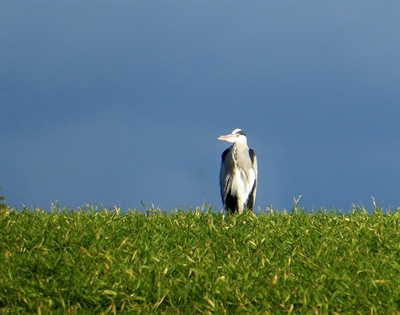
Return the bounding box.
[218,128,247,144]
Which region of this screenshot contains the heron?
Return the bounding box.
[218,128,258,214]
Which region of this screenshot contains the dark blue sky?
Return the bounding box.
[2,2,399,212]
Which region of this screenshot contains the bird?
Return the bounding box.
[218,128,258,214]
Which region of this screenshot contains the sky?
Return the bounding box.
[1,1,399,213]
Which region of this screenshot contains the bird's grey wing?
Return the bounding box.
[219,148,231,204]
[246,149,258,209]
[250,149,258,180]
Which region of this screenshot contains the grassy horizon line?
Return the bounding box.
[1,204,400,313]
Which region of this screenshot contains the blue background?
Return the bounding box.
[2,2,399,212]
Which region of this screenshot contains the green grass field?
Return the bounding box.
[1,204,400,314]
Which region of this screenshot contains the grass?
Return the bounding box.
[1,204,400,314]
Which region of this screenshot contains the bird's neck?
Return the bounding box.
[233,142,248,151]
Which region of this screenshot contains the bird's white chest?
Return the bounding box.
[230,167,255,199]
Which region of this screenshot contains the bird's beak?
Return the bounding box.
[218,134,235,142]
